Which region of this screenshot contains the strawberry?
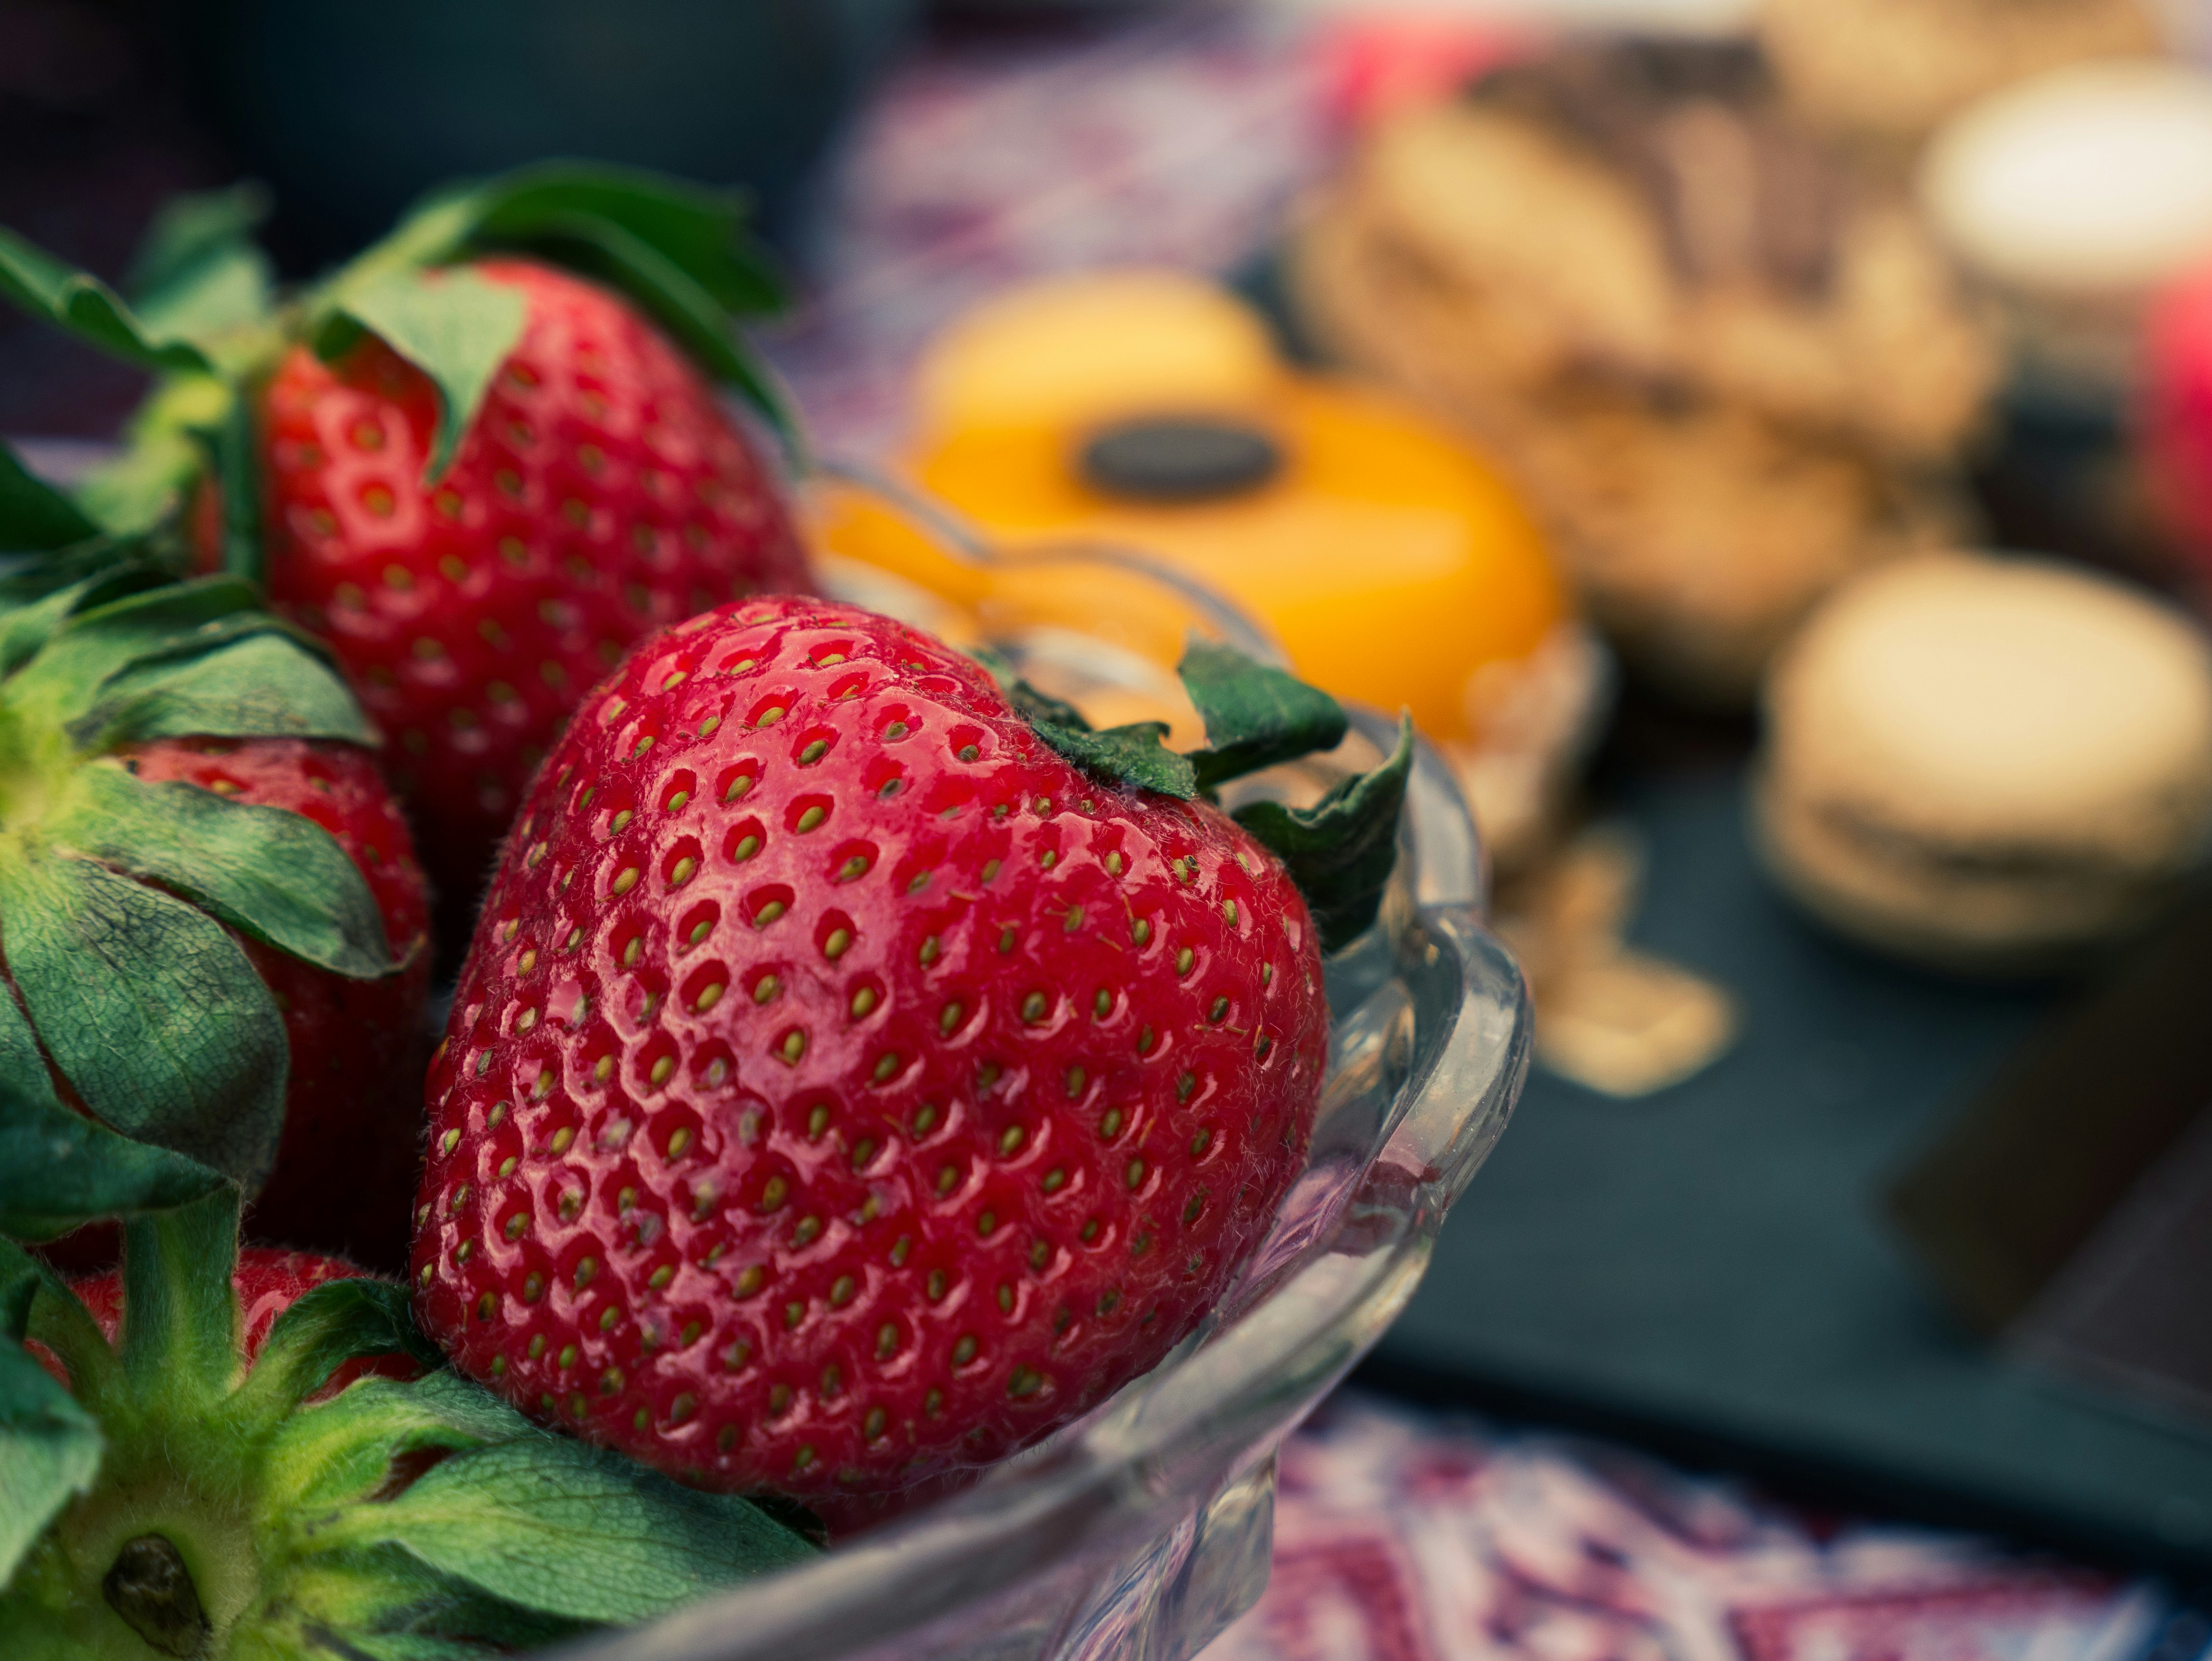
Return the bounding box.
[122,737,431,1267]
[3,1190,812,1659]
[0,450,426,1266]
[1,166,812,925]
[412,596,1411,1501]
[249,258,811,913]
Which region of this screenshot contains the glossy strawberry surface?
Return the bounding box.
[252,259,812,912]
[413,598,1328,1496]
[128,737,430,1267]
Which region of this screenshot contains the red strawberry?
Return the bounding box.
[248,258,812,914]
[412,597,1409,1500]
[0,169,811,927]
[123,737,432,1267]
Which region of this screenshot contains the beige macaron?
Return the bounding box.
[1753,554,2212,973]
[1918,59,2212,388]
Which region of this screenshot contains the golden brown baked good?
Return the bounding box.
[1760,0,2162,152]
[1291,41,1989,701]
[1304,43,1995,455]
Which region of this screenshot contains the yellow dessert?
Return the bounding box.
[814,271,1598,861]
[915,270,1284,435]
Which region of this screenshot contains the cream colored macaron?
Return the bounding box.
[1753,554,2212,973]
[1920,59,2212,388]
[1921,59,2212,298]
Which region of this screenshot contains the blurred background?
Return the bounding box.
[8,0,2212,1655]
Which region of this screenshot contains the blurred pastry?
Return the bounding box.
[1921,59,2212,393]
[1308,41,1990,455]
[1758,0,2160,154]
[1752,554,2212,974]
[1292,37,1993,705]
[815,270,1607,868]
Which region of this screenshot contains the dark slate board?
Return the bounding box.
[1364,767,2212,1581]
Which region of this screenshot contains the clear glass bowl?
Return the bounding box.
[555,477,1534,1661]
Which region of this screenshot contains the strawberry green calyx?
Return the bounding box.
[1231,712,1415,954]
[1,445,107,558]
[0,233,221,382]
[0,187,281,547]
[307,163,794,477]
[0,448,396,1232]
[1174,638,1414,950]
[0,183,278,385]
[0,1190,815,1660]
[1000,636,1415,953]
[1177,637,1350,792]
[120,184,280,356]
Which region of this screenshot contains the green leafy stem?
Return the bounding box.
[992,636,1412,953]
[1,472,402,1229]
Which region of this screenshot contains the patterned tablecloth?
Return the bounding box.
[1209,1396,2199,1661]
[765,4,1332,457]
[773,14,2210,1661]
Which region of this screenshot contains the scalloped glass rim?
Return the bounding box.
[564,474,1535,1661]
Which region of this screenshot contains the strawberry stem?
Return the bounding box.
[197,382,263,581]
[118,1189,244,1412]
[233,1278,440,1430]
[987,636,1416,951]
[1233,712,1416,954]
[17,1254,119,1415]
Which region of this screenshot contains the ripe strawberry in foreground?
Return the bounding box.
[0,167,813,919]
[0,460,428,1267]
[414,596,1411,1499]
[2,1191,812,1659]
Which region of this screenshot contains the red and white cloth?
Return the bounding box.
[1209,1397,2179,1661]
[770,7,1331,458]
